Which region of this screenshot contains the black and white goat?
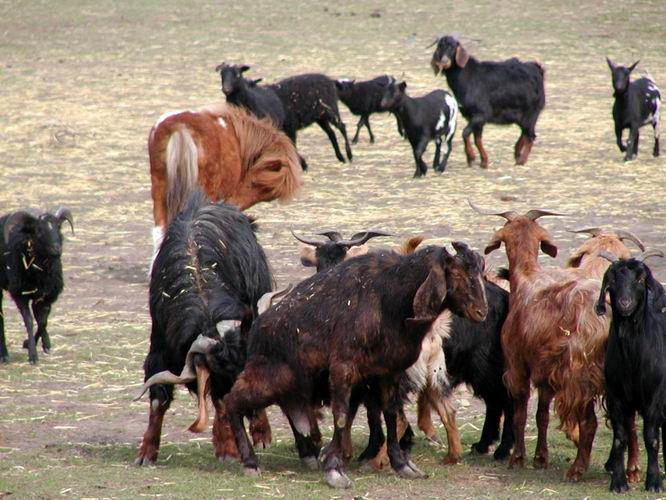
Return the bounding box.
[335,75,403,144]
[217,63,352,170]
[596,251,666,493]
[606,58,661,160]
[0,207,73,364]
[380,80,458,177]
[431,36,545,167]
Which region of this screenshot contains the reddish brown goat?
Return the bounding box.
[148,103,302,263]
[471,202,642,482]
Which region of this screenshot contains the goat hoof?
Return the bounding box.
[217,453,234,463]
[134,456,156,467]
[43,347,51,354]
[509,455,525,469]
[242,465,260,477]
[397,461,427,479]
[0,355,8,363]
[325,468,352,489]
[493,446,511,461]
[626,467,640,483]
[533,455,548,469]
[302,456,319,471]
[29,357,38,365]
[565,466,584,482]
[609,477,629,493]
[471,441,490,455]
[442,454,461,465]
[425,433,443,445]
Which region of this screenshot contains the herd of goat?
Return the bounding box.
[1,35,665,493]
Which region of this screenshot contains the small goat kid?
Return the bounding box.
[380,80,458,177]
[0,207,73,364]
[606,58,661,160]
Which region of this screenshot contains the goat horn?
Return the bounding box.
[567,227,603,237]
[133,335,218,401]
[339,230,393,248]
[425,38,440,49]
[257,284,293,315]
[614,230,645,251]
[215,62,225,72]
[3,210,36,244]
[525,209,567,221]
[291,230,324,247]
[598,251,619,263]
[639,249,665,262]
[317,231,343,242]
[53,206,74,234]
[467,200,519,221]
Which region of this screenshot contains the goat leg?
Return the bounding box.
[472,401,502,455]
[317,120,346,164]
[32,301,52,353]
[352,117,363,144]
[212,399,240,461]
[0,293,7,362]
[431,392,462,465]
[16,299,37,364]
[533,388,553,469]
[416,391,441,443]
[644,419,663,492]
[462,126,476,165]
[135,387,171,466]
[566,401,596,481]
[473,129,489,168]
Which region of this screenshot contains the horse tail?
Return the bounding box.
[165,126,199,226]
[228,105,302,204]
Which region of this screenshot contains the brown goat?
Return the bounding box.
[471,202,642,482]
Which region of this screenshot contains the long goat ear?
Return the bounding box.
[595,272,611,316]
[540,236,558,258]
[299,245,318,267]
[411,266,447,320]
[3,211,36,244]
[455,44,469,68]
[484,232,502,255]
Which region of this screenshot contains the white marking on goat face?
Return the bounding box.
[218,117,227,128]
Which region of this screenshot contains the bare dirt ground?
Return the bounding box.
[0,0,665,498]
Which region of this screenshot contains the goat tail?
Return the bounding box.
[165,127,199,227]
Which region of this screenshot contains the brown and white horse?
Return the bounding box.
[148,103,302,263]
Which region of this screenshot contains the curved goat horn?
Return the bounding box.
[257,284,293,315]
[291,230,324,247]
[598,251,619,263]
[133,335,218,401]
[615,230,645,251]
[3,210,36,244]
[339,230,393,248]
[567,227,603,237]
[53,206,74,234]
[425,37,440,49]
[467,200,519,221]
[525,209,567,221]
[317,231,343,242]
[639,249,665,262]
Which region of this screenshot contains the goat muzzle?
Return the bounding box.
[431,58,450,75]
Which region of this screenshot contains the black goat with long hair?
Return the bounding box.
[596,251,666,493]
[0,207,73,364]
[135,192,274,466]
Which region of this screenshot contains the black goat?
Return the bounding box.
[335,76,403,144]
[596,251,666,493]
[0,207,73,364]
[135,192,274,466]
[606,58,661,161]
[291,229,392,272]
[217,63,352,170]
[220,243,487,488]
[216,63,286,126]
[380,80,458,177]
[431,36,545,167]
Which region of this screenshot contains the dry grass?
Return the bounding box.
[0,0,665,497]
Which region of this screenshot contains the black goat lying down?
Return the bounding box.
[606,58,661,161]
[216,242,488,488]
[135,192,275,466]
[0,207,73,364]
[431,36,545,168]
[217,63,352,170]
[596,250,666,493]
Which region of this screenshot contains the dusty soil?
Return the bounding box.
[0,0,665,498]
